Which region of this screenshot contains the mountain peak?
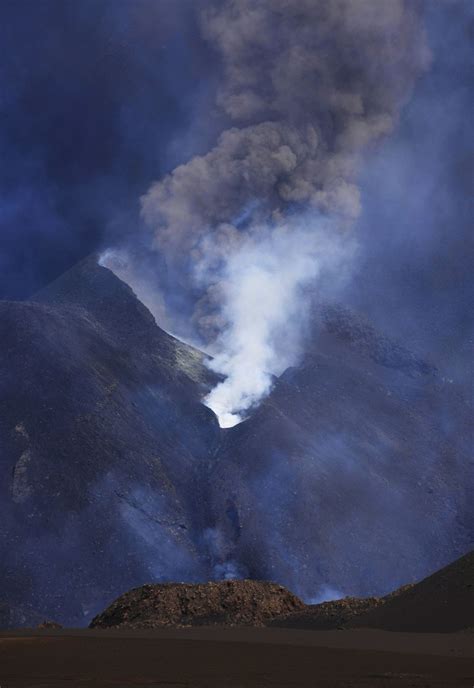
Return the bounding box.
[33,255,215,391]
[34,254,156,332]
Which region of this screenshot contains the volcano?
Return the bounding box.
[0,258,472,626]
[0,257,220,625]
[209,303,473,599]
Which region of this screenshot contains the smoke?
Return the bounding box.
[346,1,474,382]
[1,0,472,626]
[307,586,346,605]
[202,527,249,580]
[203,217,353,426]
[116,0,430,424]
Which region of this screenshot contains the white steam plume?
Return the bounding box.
[105,1,430,426]
[203,218,353,426]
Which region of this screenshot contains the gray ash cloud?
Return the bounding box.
[134,0,431,423]
[142,0,429,258]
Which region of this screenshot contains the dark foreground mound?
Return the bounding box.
[271,550,474,633]
[347,549,474,632]
[90,580,304,629]
[269,596,385,630]
[268,584,414,630]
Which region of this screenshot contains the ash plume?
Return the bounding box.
[120,0,430,425]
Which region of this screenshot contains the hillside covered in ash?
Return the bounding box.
[0,259,472,626]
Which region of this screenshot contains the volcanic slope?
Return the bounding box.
[210,304,473,600]
[0,257,220,626]
[347,548,474,632]
[0,259,472,627]
[270,550,474,632]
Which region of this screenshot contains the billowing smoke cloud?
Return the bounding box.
[121,0,430,425]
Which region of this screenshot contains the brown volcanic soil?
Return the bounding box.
[90,579,305,629]
[0,627,473,688]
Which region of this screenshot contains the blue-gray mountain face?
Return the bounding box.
[0,260,472,627]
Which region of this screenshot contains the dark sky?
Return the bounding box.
[0,1,472,376]
[0,0,212,298]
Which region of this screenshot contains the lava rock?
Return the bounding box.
[90,580,305,629]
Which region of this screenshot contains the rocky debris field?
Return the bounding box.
[90,550,473,633]
[90,580,305,629]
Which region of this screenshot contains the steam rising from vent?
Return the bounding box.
[108,1,430,426]
[203,219,353,426]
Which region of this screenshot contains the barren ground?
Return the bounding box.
[0,627,472,687]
